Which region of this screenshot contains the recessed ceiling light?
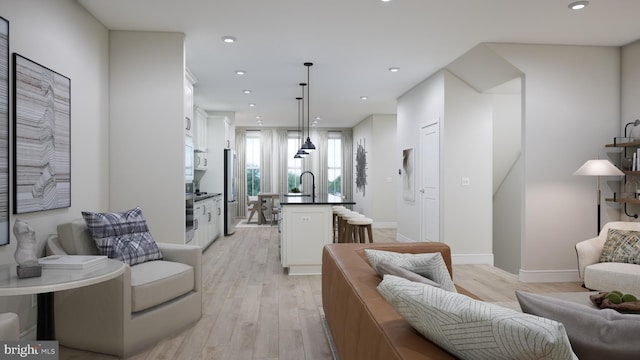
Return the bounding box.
[360,96,368,100]
[249,103,256,107]
[388,67,400,72]
[568,1,588,10]
[256,116,262,120]
[235,70,246,75]
[380,0,392,2]
[221,36,236,43]
[243,90,251,94]
[315,116,321,120]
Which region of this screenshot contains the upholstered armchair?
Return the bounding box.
[46,219,202,357]
[575,221,640,296]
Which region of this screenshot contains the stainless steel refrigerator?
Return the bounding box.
[224,149,237,235]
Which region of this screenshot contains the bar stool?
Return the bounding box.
[332,206,346,242]
[339,211,364,243]
[347,217,374,243]
[335,209,353,243]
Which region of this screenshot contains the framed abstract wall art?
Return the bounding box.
[0,17,8,244]
[13,53,71,214]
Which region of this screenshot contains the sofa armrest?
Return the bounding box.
[575,236,602,279]
[46,234,70,256]
[156,243,202,292]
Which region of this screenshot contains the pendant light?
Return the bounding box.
[295,83,309,158]
[300,62,316,152]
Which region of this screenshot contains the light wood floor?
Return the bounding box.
[60,225,586,360]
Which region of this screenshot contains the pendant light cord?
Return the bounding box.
[304,62,313,139]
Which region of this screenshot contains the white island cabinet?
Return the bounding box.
[279,194,355,275]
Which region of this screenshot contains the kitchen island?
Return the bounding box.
[279,194,355,275]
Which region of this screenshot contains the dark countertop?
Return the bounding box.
[280,193,355,205]
[193,192,222,202]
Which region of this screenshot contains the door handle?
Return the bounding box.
[419,189,425,194]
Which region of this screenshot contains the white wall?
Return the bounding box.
[372,114,397,227]
[0,0,109,336]
[396,71,444,242]
[621,40,640,218]
[352,114,397,227]
[352,117,373,214]
[442,71,493,263]
[109,31,186,244]
[489,44,621,281]
[492,91,523,274]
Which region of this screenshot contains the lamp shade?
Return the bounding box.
[573,159,625,176]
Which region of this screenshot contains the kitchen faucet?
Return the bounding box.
[300,171,316,202]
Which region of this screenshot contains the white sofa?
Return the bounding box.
[46,219,202,357]
[575,221,640,296]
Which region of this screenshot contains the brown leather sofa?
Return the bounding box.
[322,242,478,360]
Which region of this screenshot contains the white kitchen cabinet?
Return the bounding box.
[194,107,208,152]
[195,152,208,171]
[208,195,222,247]
[184,70,195,137]
[194,196,222,250]
[193,201,206,247]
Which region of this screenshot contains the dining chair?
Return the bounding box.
[247,196,259,223]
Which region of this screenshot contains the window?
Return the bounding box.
[246,131,261,196]
[287,131,303,192]
[327,132,342,196]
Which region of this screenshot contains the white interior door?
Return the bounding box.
[420,122,440,242]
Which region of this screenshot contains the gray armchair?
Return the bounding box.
[46,219,202,357]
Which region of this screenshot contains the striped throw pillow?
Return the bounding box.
[377,275,577,360]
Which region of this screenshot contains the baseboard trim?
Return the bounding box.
[518,269,581,283]
[373,222,397,229]
[452,253,494,265]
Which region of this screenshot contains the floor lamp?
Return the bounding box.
[573,159,625,235]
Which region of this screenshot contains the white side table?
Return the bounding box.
[0,260,125,340]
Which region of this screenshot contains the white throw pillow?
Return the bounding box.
[377,275,578,360]
[365,249,457,292]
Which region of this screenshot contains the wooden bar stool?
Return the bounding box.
[340,211,364,243]
[332,206,346,243]
[347,217,374,243]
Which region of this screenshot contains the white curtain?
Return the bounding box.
[341,129,353,203]
[235,129,247,217]
[278,129,289,193]
[260,129,273,193]
[316,129,329,196]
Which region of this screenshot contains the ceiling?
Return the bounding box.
[77,0,640,128]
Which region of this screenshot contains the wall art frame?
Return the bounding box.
[0,16,8,245]
[402,148,414,202]
[13,53,71,214]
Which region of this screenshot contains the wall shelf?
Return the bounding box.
[605,140,640,148]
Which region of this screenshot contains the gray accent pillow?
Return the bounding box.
[599,228,640,264]
[375,260,441,288]
[515,291,640,360]
[365,249,457,292]
[378,276,577,360]
[82,207,163,266]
